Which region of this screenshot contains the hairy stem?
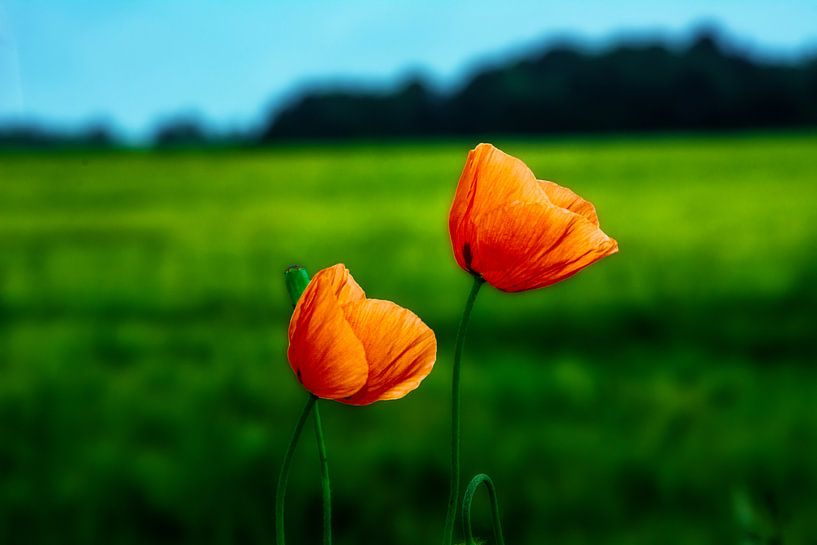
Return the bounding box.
[442,276,485,545]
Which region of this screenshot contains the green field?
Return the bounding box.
[1,133,816,544]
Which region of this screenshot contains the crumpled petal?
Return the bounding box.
[315,262,366,304]
[449,143,617,291]
[473,202,618,292]
[538,179,599,225]
[450,143,544,272]
[287,264,437,405]
[287,266,368,399]
[341,299,437,406]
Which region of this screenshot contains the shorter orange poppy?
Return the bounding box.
[287,264,437,405]
[449,143,618,292]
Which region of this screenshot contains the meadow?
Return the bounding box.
[1,133,816,545]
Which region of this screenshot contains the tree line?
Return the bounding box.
[260,32,817,140]
[2,30,816,149]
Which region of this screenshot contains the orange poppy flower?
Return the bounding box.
[287,264,437,405]
[449,143,618,292]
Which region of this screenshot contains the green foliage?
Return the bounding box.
[1,133,816,544]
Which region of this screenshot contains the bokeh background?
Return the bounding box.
[2,2,817,544]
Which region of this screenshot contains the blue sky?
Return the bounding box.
[1,0,816,138]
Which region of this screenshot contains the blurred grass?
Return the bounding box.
[1,133,816,544]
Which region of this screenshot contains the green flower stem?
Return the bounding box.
[462,473,506,545]
[275,394,318,545]
[312,401,332,545]
[283,265,333,545]
[443,275,485,545]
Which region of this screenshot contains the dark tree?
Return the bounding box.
[259,30,817,141]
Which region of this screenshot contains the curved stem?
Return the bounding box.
[442,276,485,545]
[282,267,333,544]
[275,394,318,545]
[312,401,332,545]
[462,473,506,545]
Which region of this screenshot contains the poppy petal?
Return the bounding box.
[315,263,366,305]
[472,202,618,292]
[538,179,600,226]
[340,299,437,406]
[287,267,368,399]
[450,143,543,271]
[449,143,617,291]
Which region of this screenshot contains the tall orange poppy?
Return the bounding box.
[449,143,618,292]
[287,264,437,405]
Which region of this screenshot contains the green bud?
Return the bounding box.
[284,265,311,308]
